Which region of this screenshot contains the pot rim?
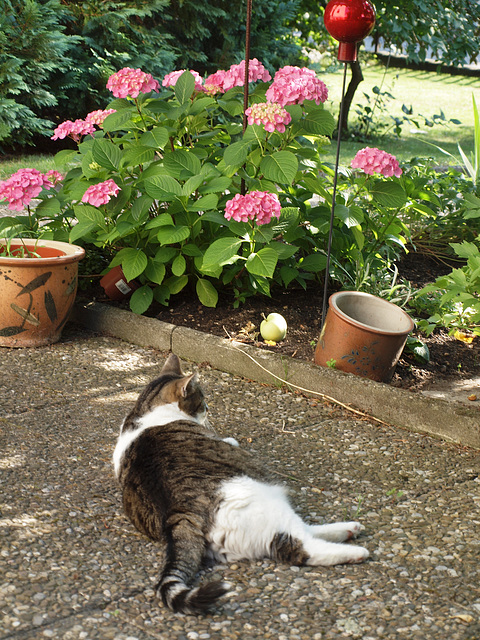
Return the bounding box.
[0,238,85,265]
[329,290,415,336]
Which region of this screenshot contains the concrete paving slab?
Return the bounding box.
[1,327,480,640]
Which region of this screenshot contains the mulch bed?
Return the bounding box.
[79,251,479,393]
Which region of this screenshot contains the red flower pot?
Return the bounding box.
[315,291,414,383]
[0,239,85,347]
[100,265,139,301]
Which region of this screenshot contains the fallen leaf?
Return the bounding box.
[454,330,475,344]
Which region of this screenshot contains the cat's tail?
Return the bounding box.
[158,576,230,614]
[156,521,230,614]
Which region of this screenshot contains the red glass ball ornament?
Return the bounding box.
[324,0,376,62]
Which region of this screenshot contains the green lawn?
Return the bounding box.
[322,61,480,164]
[0,153,57,180]
[1,61,479,179]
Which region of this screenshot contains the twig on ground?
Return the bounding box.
[222,328,392,428]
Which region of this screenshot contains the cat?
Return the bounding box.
[113,353,369,614]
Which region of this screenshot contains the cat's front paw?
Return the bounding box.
[223,437,239,447]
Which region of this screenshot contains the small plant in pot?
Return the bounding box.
[0,174,85,347]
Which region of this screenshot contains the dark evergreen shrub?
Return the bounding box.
[1,0,302,150]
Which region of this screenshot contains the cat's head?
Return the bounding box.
[133,353,209,425]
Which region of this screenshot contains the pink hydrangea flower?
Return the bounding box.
[204,59,271,94]
[45,170,64,186]
[222,59,271,91]
[351,147,403,178]
[266,66,328,107]
[85,109,117,126]
[81,179,121,207]
[0,168,52,211]
[224,191,281,225]
[204,70,228,95]
[51,119,96,142]
[245,102,292,133]
[106,67,160,99]
[162,69,204,92]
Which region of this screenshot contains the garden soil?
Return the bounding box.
[79,251,480,396]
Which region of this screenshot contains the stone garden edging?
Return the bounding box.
[72,300,480,450]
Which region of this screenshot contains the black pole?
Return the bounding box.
[321,62,349,329]
[241,0,252,196]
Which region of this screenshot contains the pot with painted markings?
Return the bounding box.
[0,238,85,347]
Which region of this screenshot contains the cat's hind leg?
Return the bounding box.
[270,531,369,566]
[211,478,369,567]
[307,521,365,542]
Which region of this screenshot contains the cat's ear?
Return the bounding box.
[179,373,198,397]
[161,353,183,376]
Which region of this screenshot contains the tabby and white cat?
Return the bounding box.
[113,353,369,614]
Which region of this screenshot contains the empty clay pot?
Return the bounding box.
[315,291,414,382]
[0,238,85,347]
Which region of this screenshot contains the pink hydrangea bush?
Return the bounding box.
[224,191,281,225]
[162,69,204,92]
[351,147,403,178]
[222,59,271,90]
[106,67,159,99]
[45,170,64,186]
[204,59,271,94]
[85,109,117,126]
[245,102,292,133]
[51,119,96,142]
[0,60,419,313]
[81,179,121,207]
[0,168,53,211]
[203,70,228,95]
[266,66,328,107]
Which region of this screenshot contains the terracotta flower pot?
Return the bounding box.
[99,265,139,301]
[315,291,414,382]
[0,239,85,347]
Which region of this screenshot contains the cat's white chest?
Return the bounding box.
[113,403,196,477]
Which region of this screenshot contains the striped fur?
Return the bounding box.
[114,353,369,614]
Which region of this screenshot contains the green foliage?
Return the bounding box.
[0,0,73,145]
[399,159,479,258]
[60,0,176,113]
[0,69,338,313]
[293,0,480,71]
[457,94,480,190]
[403,169,480,337]
[404,336,430,363]
[0,0,302,148]
[374,0,480,68]
[414,239,480,336]
[353,84,461,141]
[293,160,434,294]
[164,0,300,73]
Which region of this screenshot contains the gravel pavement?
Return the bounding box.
[1,325,480,640]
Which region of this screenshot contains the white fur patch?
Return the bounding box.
[208,476,370,566]
[222,437,239,447]
[208,476,306,561]
[112,402,200,478]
